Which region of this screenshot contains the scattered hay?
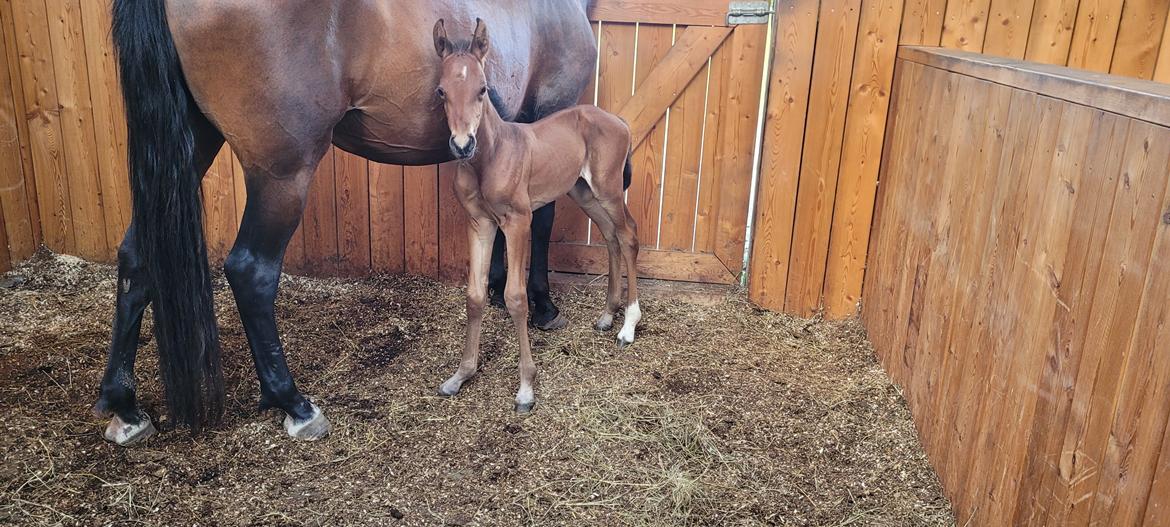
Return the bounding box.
[0,252,953,526]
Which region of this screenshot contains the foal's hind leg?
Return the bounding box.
[225,160,329,441]
[568,183,622,332]
[94,124,224,446]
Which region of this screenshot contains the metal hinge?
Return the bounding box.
[727,1,772,25]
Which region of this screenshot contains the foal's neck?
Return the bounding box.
[467,100,513,173]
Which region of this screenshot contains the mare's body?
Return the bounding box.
[94,0,595,445]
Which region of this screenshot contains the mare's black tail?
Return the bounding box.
[112,0,223,433]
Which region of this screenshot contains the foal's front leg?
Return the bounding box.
[500,213,537,412]
[439,217,497,396]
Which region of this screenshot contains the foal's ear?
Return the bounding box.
[433,19,451,57]
[471,18,490,62]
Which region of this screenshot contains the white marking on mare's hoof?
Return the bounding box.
[284,403,329,441]
[595,313,614,331]
[616,300,641,347]
[103,412,157,447]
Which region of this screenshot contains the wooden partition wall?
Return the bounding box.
[864,47,1170,525]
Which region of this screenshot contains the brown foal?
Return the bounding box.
[433,19,642,412]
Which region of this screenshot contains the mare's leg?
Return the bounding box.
[439,217,498,396]
[568,183,622,332]
[94,123,224,446]
[500,213,538,412]
[225,158,329,440]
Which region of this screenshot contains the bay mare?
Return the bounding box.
[95,0,595,445]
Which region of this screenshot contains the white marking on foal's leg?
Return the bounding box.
[515,384,535,413]
[284,403,330,441]
[616,300,641,347]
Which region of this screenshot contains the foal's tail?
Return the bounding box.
[113,0,223,433]
[622,153,632,190]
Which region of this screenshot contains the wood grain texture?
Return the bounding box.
[784,0,863,316]
[983,0,1038,58]
[626,23,672,250]
[0,5,34,261]
[588,0,729,26]
[1110,0,1170,79]
[370,162,405,274]
[941,0,992,51]
[1026,0,1081,65]
[864,53,1170,526]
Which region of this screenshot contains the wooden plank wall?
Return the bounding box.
[749,0,1170,317]
[0,0,765,284]
[864,46,1170,526]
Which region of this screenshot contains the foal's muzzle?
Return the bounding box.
[450,135,476,160]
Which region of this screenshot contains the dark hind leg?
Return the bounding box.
[94,121,224,446]
[488,100,584,330]
[224,155,329,440]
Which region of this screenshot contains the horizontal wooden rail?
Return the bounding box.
[588,0,729,26]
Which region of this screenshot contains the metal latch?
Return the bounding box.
[727,1,771,25]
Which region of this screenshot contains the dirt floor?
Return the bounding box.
[0,253,953,526]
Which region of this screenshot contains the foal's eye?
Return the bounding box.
[436,87,446,99]
[478,86,488,98]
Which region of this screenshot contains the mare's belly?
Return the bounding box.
[331,109,454,166]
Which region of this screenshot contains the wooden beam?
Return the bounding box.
[589,0,729,26]
[548,242,737,284]
[617,26,732,149]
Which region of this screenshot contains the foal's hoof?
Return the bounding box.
[515,401,536,414]
[102,412,157,447]
[616,334,635,348]
[284,404,330,441]
[534,313,569,331]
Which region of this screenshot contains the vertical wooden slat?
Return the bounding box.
[79,0,130,254]
[746,0,818,309]
[300,148,338,276]
[370,162,405,274]
[1156,8,1170,82]
[692,40,728,253]
[1109,0,1170,80]
[900,0,948,45]
[333,149,370,276]
[711,23,767,278]
[0,198,10,271]
[1065,0,1124,72]
[201,145,237,262]
[0,2,34,261]
[403,164,438,278]
[12,0,74,254]
[0,0,40,253]
[1025,0,1081,65]
[785,0,863,315]
[45,0,108,260]
[231,152,247,229]
[627,23,672,249]
[983,0,1038,58]
[437,161,467,282]
[821,0,906,317]
[941,0,993,51]
[658,34,707,252]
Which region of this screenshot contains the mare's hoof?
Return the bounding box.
[534,313,569,331]
[489,289,506,309]
[103,412,157,447]
[515,401,536,414]
[594,315,614,332]
[284,404,330,441]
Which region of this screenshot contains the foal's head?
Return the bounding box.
[433,18,490,160]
